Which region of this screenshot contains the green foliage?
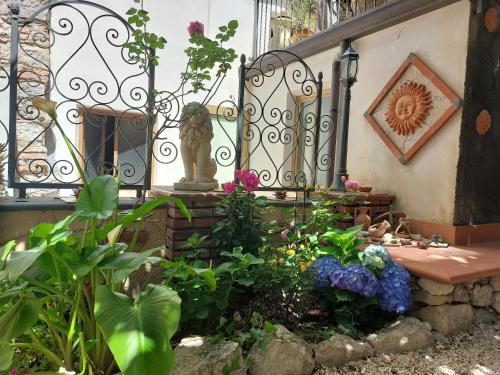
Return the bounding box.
[318,226,364,266]
[183,20,239,93]
[212,191,266,255]
[163,248,264,332]
[95,285,181,375]
[124,1,167,67]
[0,175,188,374]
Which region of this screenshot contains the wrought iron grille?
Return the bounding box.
[253,0,387,57]
[235,50,334,190]
[4,1,334,196]
[7,0,154,196]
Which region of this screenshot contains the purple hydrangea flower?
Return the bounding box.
[377,262,412,313]
[311,256,341,289]
[330,264,379,297]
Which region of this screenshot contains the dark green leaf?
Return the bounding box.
[0,298,41,341]
[76,175,118,220]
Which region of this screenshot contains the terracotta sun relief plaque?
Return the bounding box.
[365,53,461,164]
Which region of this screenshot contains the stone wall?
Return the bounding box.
[411,275,500,335]
[0,0,51,188]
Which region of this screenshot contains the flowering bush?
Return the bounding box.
[213,170,265,254]
[311,244,412,315]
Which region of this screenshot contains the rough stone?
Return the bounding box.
[470,284,492,307]
[417,278,455,295]
[314,333,374,367]
[365,317,433,354]
[492,292,500,314]
[417,304,473,336]
[171,336,246,375]
[453,285,470,303]
[490,276,500,291]
[414,290,453,305]
[432,331,449,345]
[248,325,314,375]
[473,308,497,325]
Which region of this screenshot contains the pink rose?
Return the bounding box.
[344,179,359,192]
[10,369,18,375]
[235,169,260,192]
[222,181,237,194]
[188,21,204,36]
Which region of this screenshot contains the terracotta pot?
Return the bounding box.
[354,206,372,230]
[358,186,372,193]
[368,220,391,238]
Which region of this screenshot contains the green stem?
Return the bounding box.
[77,331,88,375]
[39,313,65,355]
[128,216,145,253]
[11,343,63,368]
[65,281,83,370]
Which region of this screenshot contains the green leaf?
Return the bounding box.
[237,277,255,286]
[1,240,15,264]
[5,248,43,281]
[76,175,119,220]
[95,285,181,375]
[263,321,277,334]
[99,247,163,284]
[126,7,137,15]
[228,20,238,30]
[0,342,13,371]
[0,298,41,341]
[219,26,227,32]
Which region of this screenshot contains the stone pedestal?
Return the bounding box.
[150,187,226,259]
[173,181,218,191]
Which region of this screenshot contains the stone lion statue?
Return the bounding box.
[177,102,217,186]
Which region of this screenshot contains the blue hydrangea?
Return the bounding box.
[311,256,341,289]
[377,262,413,314]
[330,264,380,298]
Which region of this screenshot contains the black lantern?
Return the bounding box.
[340,47,359,87]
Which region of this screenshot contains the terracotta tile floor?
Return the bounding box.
[387,241,500,284]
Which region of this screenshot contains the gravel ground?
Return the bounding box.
[314,320,500,375]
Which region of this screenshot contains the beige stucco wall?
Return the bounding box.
[259,0,470,224]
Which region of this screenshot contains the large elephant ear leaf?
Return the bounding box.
[5,248,44,282]
[0,298,41,341]
[0,342,13,371]
[95,285,181,375]
[76,175,119,220]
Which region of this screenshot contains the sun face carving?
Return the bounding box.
[385,82,432,136]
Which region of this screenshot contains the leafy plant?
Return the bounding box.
[124,0,167,67]
[213,173,267,255]
[0,98,190,375]
[317,225,364,266]
[162,248,264,332]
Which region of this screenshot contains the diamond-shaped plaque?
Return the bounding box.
[364,53,461,164]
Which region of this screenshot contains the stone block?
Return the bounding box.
[417,304,473,336]
[414,290,452,306]
[417,278,455,295]
[471,284,492,307]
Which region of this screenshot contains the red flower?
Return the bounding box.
[222,181,237,194]
[188,21,204,36]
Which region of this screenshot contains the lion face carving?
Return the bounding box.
[177,102,217,185]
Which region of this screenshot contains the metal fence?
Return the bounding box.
[253,0,386,56]
[3,0,334,197]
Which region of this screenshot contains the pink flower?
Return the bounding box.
[344,179,359,192]
[235,169,260,192]
[10,369,18,375]
[222,181,237,194]
[188,21,204,36]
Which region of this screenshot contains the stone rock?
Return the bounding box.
[414,290,453,305]
[490,276,500,291]
[417,304,473,336]
[314,334,374,366]
[171,336,246,375]
[248,325,314,375]
[473,308,497,324]
[453,285,470,303]
[432,331,449,345]
[478,278,490,285]
[417,278,455,295]
[492,292,500,314]
[365,317,433,354]
[470,284,492,307]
